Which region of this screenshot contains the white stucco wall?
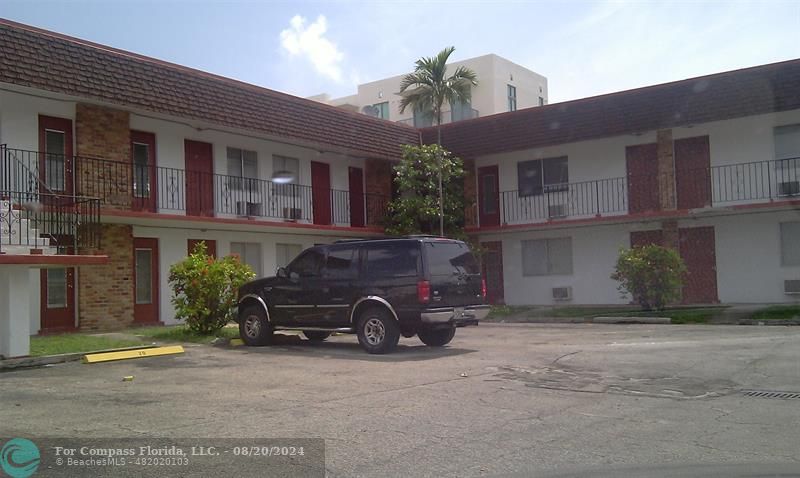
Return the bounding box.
[472,109,800,226]
[480,210,800,306]
[0,89,368,226]
[693,211,800,304]
[131,225,348,325]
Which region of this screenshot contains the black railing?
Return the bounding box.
[1,147,391,227]
[485,157,800,226]
[0,190,101,254]
[500,177,628,224]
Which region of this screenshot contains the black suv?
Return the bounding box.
[236,236,489,354]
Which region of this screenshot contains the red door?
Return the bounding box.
[478,165,500,227]
[40,265,76,332]
[131,131,157,212]
[675,136,711,209]
[348,167,365,227]
[184,140,214,216]
[38,115,74,197]
[188,239,217,258]
[626,143,659,214]
[678,226,719,304]
[134,237,160,324]
[481,241,505,304]
[311,161,331,225]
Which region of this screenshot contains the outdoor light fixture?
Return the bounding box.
[271,170,295,184]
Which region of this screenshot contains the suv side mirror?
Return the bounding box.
[276,267,288,279]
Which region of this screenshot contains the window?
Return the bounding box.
[276,243,302,269]
[522,238,573,276]
[287,248,324,278]
[780,222,800,266]
[451,87,474,122]
[135,249,153,304]
[775,124,800,160]
[373,102,390,120]
[227,147,258,190]
[451,99,474,122]
[230,242,262,277]
[364,243,420,278]
[424,242,480,276]
[46,268,67,308]
[774,125,800,196]
[518,156,569,196]
[508,84,517,112]
[413,107,433,128]
[324,247,357,280]
[538,97,545,106]
[44,130,66,190]
[272,155,300,195]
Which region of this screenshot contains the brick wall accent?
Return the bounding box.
[77,224,134,331]
[462,158,477,227]
[365,158,393,226]
[656,129,676,210]
[662,219,679,250]
[75,103,132,208]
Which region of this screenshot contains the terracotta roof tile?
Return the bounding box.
[0,19,419,160]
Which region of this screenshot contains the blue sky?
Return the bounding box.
[2,0,799,103]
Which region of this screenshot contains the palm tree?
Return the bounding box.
[398,46,478,236]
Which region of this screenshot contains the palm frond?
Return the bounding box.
[398,46,477,123]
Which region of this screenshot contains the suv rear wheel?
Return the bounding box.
[356,307,400,354]
[418,327,456,347]
[302,331,331,342]
[239,305,273,346]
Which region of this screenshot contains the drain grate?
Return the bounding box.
[741,390,800,400]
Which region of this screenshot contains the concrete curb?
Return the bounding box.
[0,344,156,371]
[592,316,671,324]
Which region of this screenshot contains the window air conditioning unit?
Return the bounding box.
[778,181,800,197]
[548,204,567,219]
[784,280,800,295]
[235,201,261,217]
[282,207,302,220]
[552,286,572,301]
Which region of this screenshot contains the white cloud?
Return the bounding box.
[280,15,344,83]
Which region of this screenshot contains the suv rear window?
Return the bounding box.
[364,242,420,278]
[424,241,480,276]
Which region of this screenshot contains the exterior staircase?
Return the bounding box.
[0,198,58,255]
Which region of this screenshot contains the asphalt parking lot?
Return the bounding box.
[1,324,799,477]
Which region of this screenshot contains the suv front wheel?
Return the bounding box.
[356,307,400,354]
[239,305,273,346]
[418,327,456,347]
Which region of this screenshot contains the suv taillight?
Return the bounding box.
[481,278,487,300]
[417,280,431,304]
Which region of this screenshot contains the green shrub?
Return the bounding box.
[611,245,687,311]
[168,242,255,334]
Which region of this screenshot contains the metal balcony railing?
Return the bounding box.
[1,146,391,227]
[0,190,101,254]
[474,157,800,227]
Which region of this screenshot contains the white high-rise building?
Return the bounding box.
[314,54,549,126]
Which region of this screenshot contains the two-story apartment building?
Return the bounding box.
[423,60,800,305]
[0,19,416,347]
[312,54,549,126]
[0,19,798,358]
